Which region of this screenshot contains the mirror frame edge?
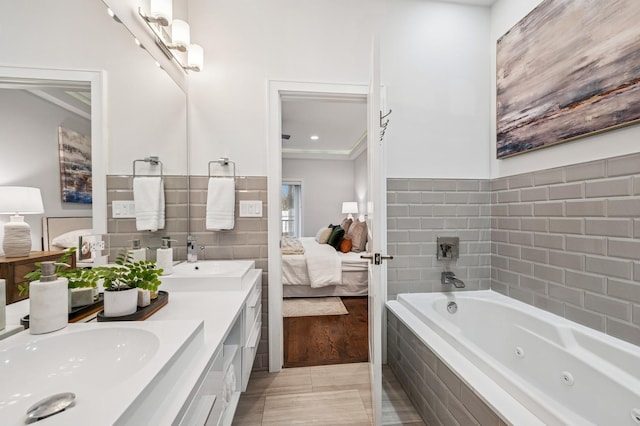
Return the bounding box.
[0,65,106,235]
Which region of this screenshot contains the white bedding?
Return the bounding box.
[282,238,368,288]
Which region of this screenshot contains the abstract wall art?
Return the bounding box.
[58,126,92,203]
[496,0,640,158]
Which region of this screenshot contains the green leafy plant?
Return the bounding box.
[20,248,99,295]
[92,249,163,292]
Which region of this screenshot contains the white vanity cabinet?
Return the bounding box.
[174,268,262,426]
[242,271,262,391]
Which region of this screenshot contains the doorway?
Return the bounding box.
[267,81,372,373]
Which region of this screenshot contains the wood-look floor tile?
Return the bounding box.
[309,362,370,390]
[244,368,312,397]
[262,389,371,426]
[231,395,265,426]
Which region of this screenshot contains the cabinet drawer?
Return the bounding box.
[244,286,261,339]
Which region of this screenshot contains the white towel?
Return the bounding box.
[206,177,235,230]
[133,177,165,231]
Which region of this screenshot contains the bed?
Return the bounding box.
[42,217,107,267]
[282,237,369,297]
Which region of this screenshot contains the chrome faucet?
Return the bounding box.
[441,271,465,288]
[187,236,204,263]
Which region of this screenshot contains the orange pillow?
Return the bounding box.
[339,237,353,253]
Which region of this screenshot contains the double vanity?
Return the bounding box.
[0,260,262,425]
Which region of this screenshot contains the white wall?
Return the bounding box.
[0,90,91,252]
[354,150,368,217]
[282,158,356,237]
[490,0,640,178]
[0,0,187,175]
[382,0,492,179]
[187,0,385,176]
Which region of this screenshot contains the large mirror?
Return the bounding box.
[0,0,188,262]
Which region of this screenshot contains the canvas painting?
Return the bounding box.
[496,0,640,158]
[58,126,92,203]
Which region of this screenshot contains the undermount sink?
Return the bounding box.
[0,321,203,425]
[160,260,255,291]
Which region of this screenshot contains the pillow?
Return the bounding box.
[327,225,345,250]
[315,226,333,244]
[51,229,92,249]
[339,237,352,253]
[348,220,367,252]
[340,218,353,235]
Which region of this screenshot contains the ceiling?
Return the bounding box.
[281,96,367,160]
[438,0,497,6]
[0,78,91,120]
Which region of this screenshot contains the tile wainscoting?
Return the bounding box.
[387,178,492,300]
[387,152,640,347]
[491,153,640,346]
[107,175,270,370]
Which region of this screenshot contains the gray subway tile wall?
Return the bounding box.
[387,178,492,299]
[491,152,640,346]
[388,151,640,348]
[107,175,270,371]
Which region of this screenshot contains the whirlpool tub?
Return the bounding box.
[386,290,640,425]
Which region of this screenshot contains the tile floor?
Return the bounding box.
[232,363,425,425]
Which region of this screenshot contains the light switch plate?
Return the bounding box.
[239,200,263,217]
[112,200,136,218]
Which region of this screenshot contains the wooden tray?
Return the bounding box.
[97,291,169,322]
[21,294,105,329]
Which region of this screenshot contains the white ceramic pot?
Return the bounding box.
[103,287,138,317]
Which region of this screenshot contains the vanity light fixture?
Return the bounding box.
[138,5,204,73]
[310,135,319,140]
[169,20,190,51]
[0,187,44,257]
[149,0,172,26]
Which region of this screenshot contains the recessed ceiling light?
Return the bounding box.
[310,135,319,140]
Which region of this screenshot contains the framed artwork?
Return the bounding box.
[496,0,640,158]
[58,126,92,203]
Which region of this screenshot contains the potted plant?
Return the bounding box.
[92,250,163,317]
[22,248,100,308]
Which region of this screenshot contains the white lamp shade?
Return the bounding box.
[341,202,359,215]
[150,0,172,25]
[171,19,190,48]
[187,44,204,71]
[0,187,44,214]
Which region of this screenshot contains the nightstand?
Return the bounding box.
[0,251,76,304]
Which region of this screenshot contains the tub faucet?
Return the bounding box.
[441,271,465,288]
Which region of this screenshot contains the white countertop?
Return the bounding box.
[2,268,261,425]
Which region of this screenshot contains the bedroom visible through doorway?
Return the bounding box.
[280,93,368,368]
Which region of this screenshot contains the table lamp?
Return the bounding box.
[0,187,44,257]
[341,201,359,220]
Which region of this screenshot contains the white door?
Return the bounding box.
[364,36,388,426]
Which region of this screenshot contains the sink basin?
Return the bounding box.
[0,321,203,425]
[160,260,255,291]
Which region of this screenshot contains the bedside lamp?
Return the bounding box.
[0,187,44,257]
[341,201,359,220]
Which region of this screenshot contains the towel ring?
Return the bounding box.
[208,157,236,179]
[133,156,164,178]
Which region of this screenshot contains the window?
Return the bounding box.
[281,182,302,237]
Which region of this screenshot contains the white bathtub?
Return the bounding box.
[386,290,640,426]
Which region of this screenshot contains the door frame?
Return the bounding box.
[267,80,372,372]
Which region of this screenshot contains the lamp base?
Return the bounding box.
[3,216,32,258]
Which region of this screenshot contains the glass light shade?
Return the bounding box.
[341,202,359,215]
[150,0,172,26]
[171,19,190,49]
[0,187,44,214]
[187,44,204,71]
